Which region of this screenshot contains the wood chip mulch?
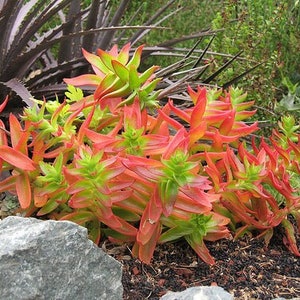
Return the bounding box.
[101,229,300,300]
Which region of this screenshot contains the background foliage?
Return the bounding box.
[117,0,300,124]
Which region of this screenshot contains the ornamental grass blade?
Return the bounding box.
[193,35,216,69]
[1,79,35,107]
[97,0,130,50]
[82,0,102,52]
[222,62,264,89]
[58,0,83,63]
[130,0,181,46]
[203,51,243,84]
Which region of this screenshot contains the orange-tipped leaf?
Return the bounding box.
[0,145,35,171]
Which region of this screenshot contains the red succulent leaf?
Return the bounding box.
[180,188,213,209]
[108,44,119,57]
[235,109,257,120]
[0,174,17,192]
[16,172,32,209]
[123,98,147,129]
[188,85,207,105]
[84,48,109,75]
[234,100,256,111]
[132,220,161,264]
[69,95,95,112]
[203,109,231,125]
[109,179,134,192]
[0,145,35,171]
[205,129,240,151]
[9,114,31,155]
[202,212,231,242]
[95,76,127,104]
[190,95,207,129]
[36,199,60,216]
[109,190,133,203]
[270,137,291,165]
[231,121,258,137]
[117,43,131,65]
[61,210,98,225]
[111,59,129,82]
[158,108,183,131]
[203,151,227,191]
[221,192,275,229]
[260,139,277,170]
[237,143,259,165]
[0,96,9,113]
[163,128,188,159]
[84,128,115,145]
[126,44,144,68]
[9,113,22,148]
[68,192,94,209]
[0,119,8,146]
[122,156,163,181]
[137,188,162,245]
[33,188,48,207]
[186,236,215,265]
[64,74,101,88]
[159,180,178,217]
[250,197,271,223]
[282,219,300,256]
[175,190,217,214]
[167,100,191,123]
[226,147,245,173]
[267,168,298,204]
[288,138,300,159]
[189,121,207,146]
[219,110,236,135]
[97,48,115,70]
[108,216,138,237]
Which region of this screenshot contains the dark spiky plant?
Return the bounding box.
[0,0,258,114]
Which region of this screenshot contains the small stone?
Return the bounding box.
[160,286,234,300]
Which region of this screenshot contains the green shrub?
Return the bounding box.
[208,0,300,124]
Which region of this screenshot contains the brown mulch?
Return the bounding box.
[101,230,300,300]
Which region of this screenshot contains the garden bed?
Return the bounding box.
[1,194,299,299]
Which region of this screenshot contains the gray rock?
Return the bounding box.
[160,286,234,300]
[0,216,123,300]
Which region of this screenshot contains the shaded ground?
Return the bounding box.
[101,231,300,300]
